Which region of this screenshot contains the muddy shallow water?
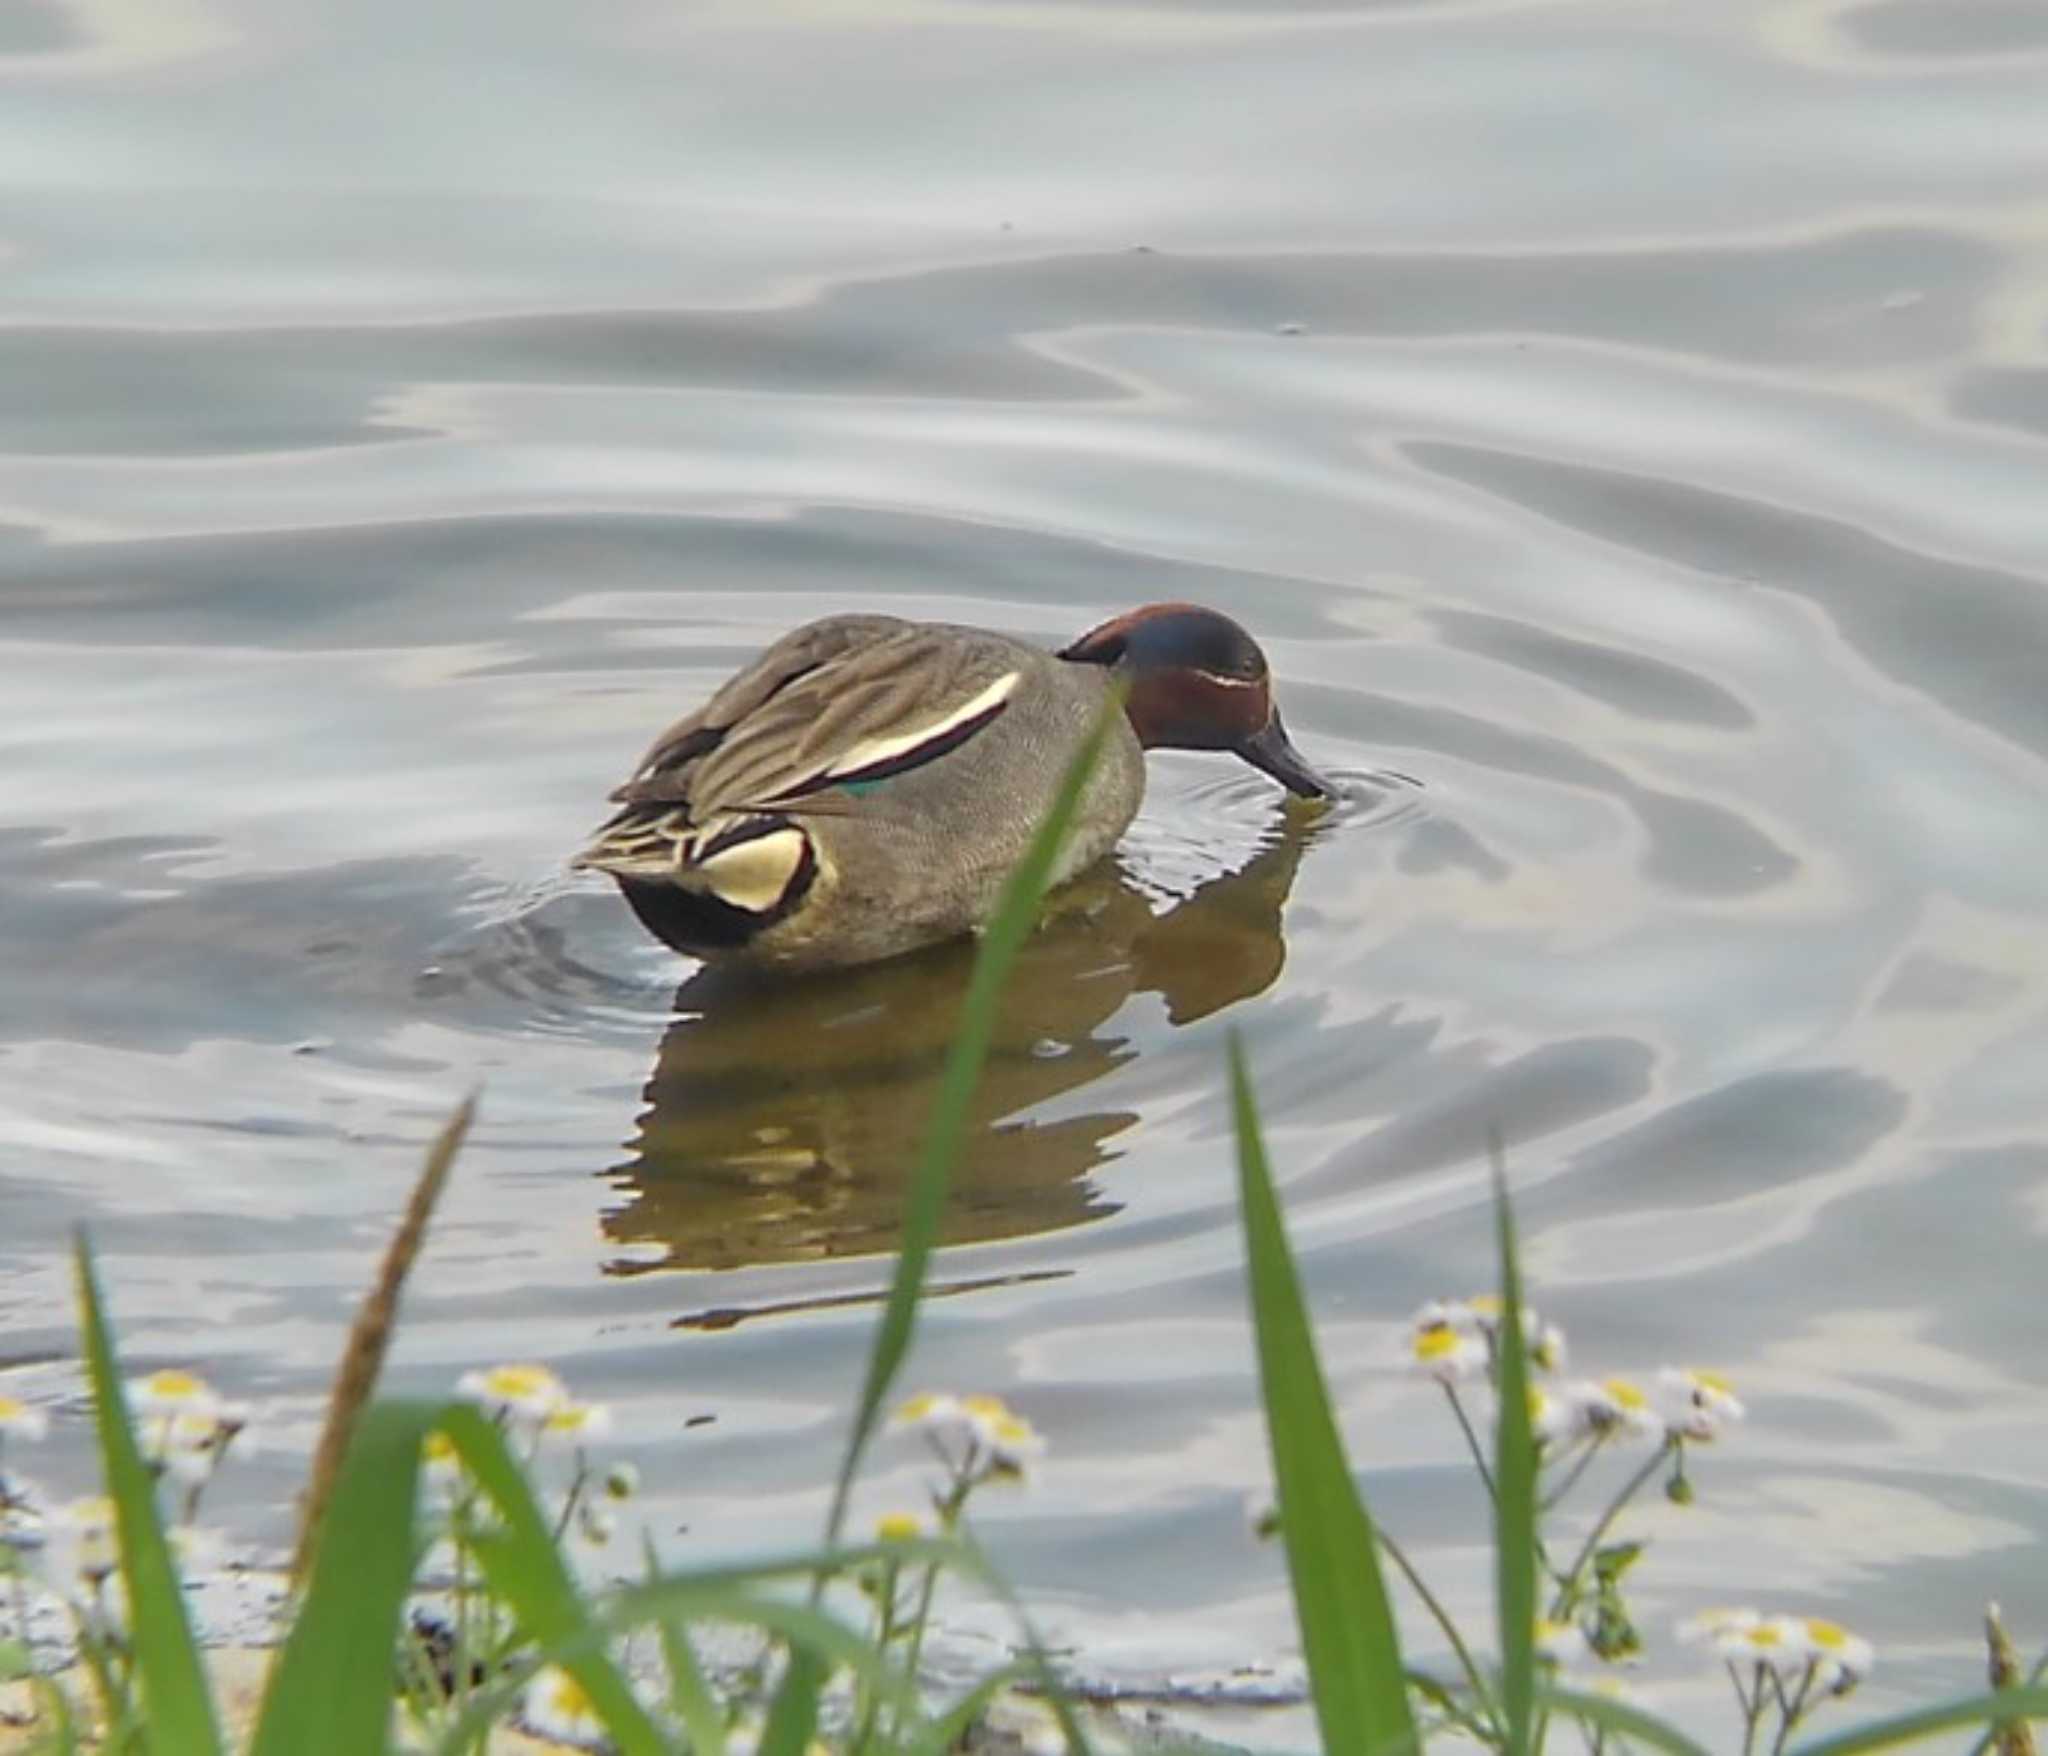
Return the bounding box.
[4,0,2048,1734]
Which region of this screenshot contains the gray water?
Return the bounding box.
[4,0,2048,1733]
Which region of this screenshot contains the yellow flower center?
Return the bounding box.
[0,1396,24,1419]
[544,1671,594,1717]
[1467,1295,1502,1316]
[961,1394,1011,1420]
[1414,1328,1463,1361]
[1602,1377,1648,1411]
[1693,1370,1735,1396]
[424,1430,457,1462]
[140,1370,209,1401]
[875,1513,923,1542]
[545,1405,594,1431]
[483,1365,555,1398]
[65,1496,117,1532]
[896,1392,949,1421]
[1806,1620,1850,1650]
[1745,1625,1783,1648]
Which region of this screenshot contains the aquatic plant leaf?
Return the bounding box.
[761,1649,823,1756]
[1790,1688,2048,1756]
[1535,1682,1714,1756]
[1229,1035,1417,1756]
[251,1399,438,1756]
[1492,1136,1539,1756]
[820,690,1125,1545]
[439,1403,674,1756]
[73,1231,223,1756]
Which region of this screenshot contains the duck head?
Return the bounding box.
[1058,602,1335,799]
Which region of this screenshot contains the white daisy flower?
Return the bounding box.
[1526,1385,1576,1445]
[1461,1295,1518,1332]
[1797,1617,1875,1690]
[1566,1377,1664,1443]
[154,1413,228,1485]
[1409,1298,1565,1373]
[1461,1295,1549,1344]
[1410,1297,1481,1333]
[1535,1618,1591,1666]
[127,1370,221,1423]
[1716,1614,1812,1677]
[540,1402,613,1446]
[1408,1323,1487,1383]
[1655,1368,1745,1441]
[892,1392,975,1448]
[43,1496,120,1600]
[455,1363,568,1426]
[521,1665,605,1749]
[956,1393,1015,1441]
[1677,1606,1758,1645]
[0,1394,50,1442]
[981,1409,1047,1476]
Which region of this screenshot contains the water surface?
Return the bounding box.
[4,0,2048,1732]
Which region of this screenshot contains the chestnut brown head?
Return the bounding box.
[1058,602,1334,799]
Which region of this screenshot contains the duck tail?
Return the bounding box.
[575,808,818,923]
[571,807,690,879]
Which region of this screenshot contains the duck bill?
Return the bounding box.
[1239,713,1335,800]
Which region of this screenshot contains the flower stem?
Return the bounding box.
[1547,1438,1672,1619]
[1732,1659,1764,1756]
[1443,1383,1498,1503]
[1540,1438,1605,1512]
[851,1559,900,1753]
[1769,1662,1818,1756]
[895,1472,972,1739]
[1378,1528,1502,1739]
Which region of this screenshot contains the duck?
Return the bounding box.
[574,602,1334,970]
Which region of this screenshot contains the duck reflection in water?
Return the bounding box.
[602,800,1326,1274]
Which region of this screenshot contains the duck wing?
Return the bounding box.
[611,613,912,809]
[579,616,1027,884]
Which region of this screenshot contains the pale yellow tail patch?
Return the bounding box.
[823,670,1020,779]
[690,827,809,913]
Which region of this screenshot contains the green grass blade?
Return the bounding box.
[952,1527,1096,1756]
[250,1398,441,1756]
[820,692,1124,1547]
[909,1661,1035,1756]
[1788,1687,2048,1756]
[1228,1035,1417,1756]
[640,1533,726,1756]
[439,1404,674,1756]
[1535,1683,1716,1756]
[431,1579,900,1756]
[760,1649,823,1756]
[71,1231,223,1756]
[1491,1135,1539,1756]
